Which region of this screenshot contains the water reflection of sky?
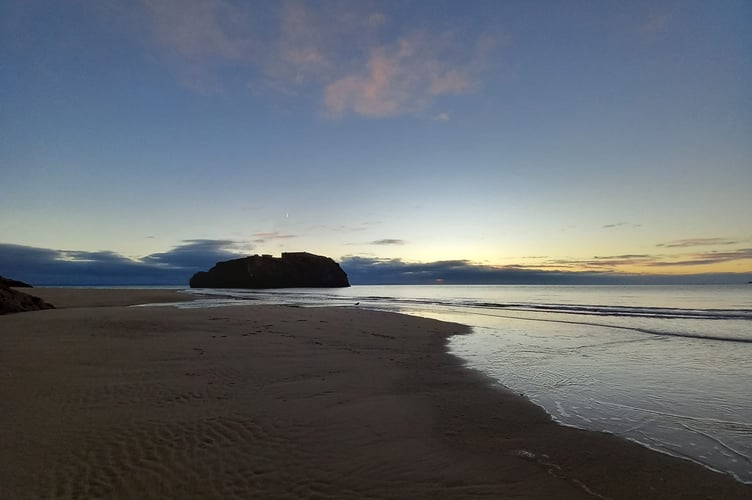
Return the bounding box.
[444,313,752,484]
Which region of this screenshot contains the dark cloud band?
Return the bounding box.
[0,241,247,286]
[1,243,749,286]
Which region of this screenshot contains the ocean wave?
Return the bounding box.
[183,287,752,343]
[469,302,752,321]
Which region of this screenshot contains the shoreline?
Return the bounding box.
[1,288,750,498]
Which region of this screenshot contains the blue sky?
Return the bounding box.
[1,0,750,285]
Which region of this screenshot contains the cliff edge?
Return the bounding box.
[0,275,32,288]
[189,252,350,289]
[0,285,55,315]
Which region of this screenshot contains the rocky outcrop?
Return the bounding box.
[0,285,55,315]
[190,252,350,289]
[0,275,32,287]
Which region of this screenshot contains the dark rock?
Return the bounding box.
[0,275,32,287]
[190,252,350,289]
[0,285,55,315]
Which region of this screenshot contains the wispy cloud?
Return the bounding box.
[141,0,253,92]
[645,248,752,267]
[316,221,382,234]
[641,12,672,36]
[545,254,655,269]
[252,231,297,243]
[602,222,643,230]
[656,238,742,248]
[138,1,498,116]
[255,2,385,92]
[543,247,752,270]
[143,0,248,60]
[370,239,406,246]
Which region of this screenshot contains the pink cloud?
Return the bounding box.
[323,55,382,115]
[324,33,480,118]
[324,52,404,117]
[138,1,495,115]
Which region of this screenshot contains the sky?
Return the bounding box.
[1,0,750,285]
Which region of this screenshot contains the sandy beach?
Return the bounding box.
[1,289,749,499]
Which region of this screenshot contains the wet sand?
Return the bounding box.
[1,288,749,499]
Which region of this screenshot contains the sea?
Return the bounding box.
[166,284,752,483]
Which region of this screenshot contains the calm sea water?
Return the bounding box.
[173,284,752,483]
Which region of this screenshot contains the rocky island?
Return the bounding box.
[189,252,350,289]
